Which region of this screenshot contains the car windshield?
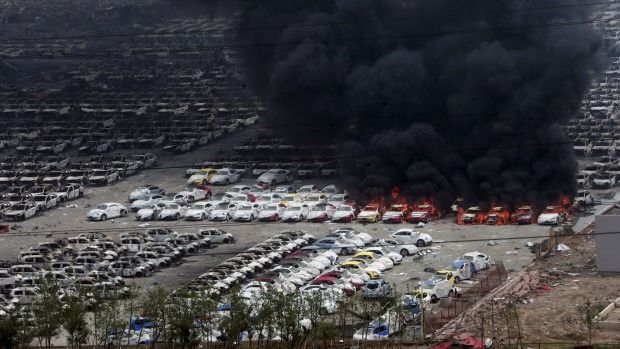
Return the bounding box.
[311,205,326,211]
[212,193,226,200]
[257,195,271,202]
[330,196,344,202]
[97,204,108,209]
[430,274,445,281]
[287,206,301,211]
[305,196,320,201]
[228,187,242,192]
[364,206,377,211]
[13,204,27,210]
[282,195,296,201]
[337,206,352,211]
[216,203,229,209]
[215,170,229,175]
[165,204,179,209]
[322,187,336,193]
[265,205,278,211]
[460,255,474,261]
[366,282,379,290]
[191,203,206,209]
[298,187,313,193]
[238,206,253,211]
[33,196,47,202]
[266,169,279,174]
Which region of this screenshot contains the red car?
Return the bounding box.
[331,202,361,223]
[320,270,363,289]
[311,276,355,295]
[409,204,436,223]
[514,206,536,225]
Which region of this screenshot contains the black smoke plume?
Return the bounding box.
[238,0,607,209]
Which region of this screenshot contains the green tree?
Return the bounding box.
[31,278,64,348]
[578,298,604,346]
[61,295,90,349]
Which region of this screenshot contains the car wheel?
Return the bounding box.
[400,249,409,257]
[223,238,230,244]
[250,215,254,221]
[271,180,276,186]
[340,248,349,256]
[201,214,206,220]
[188,196,194,203]
[121,210,127,217]
[318,308,329,316]
[431,294,437,302]
[100,214,107,221]
[151,213,156,221]
[416,239,425,247]
[206,193,212,200]
[175,213,180,220]
[472,272,478,278]
[99,267,106,272]
[454,276,460,284]
[425,216,430,223]
[448,290,454,298]
[202,179,208,186]
[225,179,229,185]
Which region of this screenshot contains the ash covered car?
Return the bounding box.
[389,228,433,247]
[257,169,294,186]
[537,206,565,225]
[282,203,310,222]
[128,185,165,202]
[86,203,128,221]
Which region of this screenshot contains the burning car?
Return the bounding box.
[357,205,384,223]
[459,207,485,224]
[485,206,511,225]
[382,204,409,224]
[514,206,536,225]
[537,206,566,225]
[408,204,437,224]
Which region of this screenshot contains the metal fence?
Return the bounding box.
[425,261,509,332]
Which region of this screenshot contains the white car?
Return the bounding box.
[86,203,128,221]
[209,202,237,221]
[296,184,319,199]
[31,194,59,211]
[389,228,433,247]
[209,168,241,185]
[328,231,365,247]
[282,203,310,222]
[305,203,336,222]
[178,188,211,203]
[257,203,287,221]
[255,193,284,205]
[333,227,372,245]
[536,206,564,225]
[420,279,458,302]
[54,184,83,202]
[374,237,419,257]
[4,202,38,221]
[227,185,252,194]
[232,204,260,221]
[257,168,293,186]
[303,193,328,208]
[184,202,215,221]
[136,203,166,221]
[128,185,165,202]
[363,246,403,264]
[130,194,164,211]
[319,185,342,198]
[198,229,234,244]
[158,202,188,220]
[455,251,492,270]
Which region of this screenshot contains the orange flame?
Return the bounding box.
[391,186,400,199]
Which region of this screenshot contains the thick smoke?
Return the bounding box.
[238,0,607,209]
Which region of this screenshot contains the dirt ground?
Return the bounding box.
[438,219,620,346]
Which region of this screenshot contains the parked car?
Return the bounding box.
[455,251,492,270]
[357,205,384,223]
[86,203,128,221]
[389,228,433,247]
[361,279,392,298]
[257,169,293,186]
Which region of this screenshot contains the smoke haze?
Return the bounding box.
[238,0,607,209]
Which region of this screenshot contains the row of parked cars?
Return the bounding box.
[0,227,235,318]
[155,227,434,343]
[0,183,84,221]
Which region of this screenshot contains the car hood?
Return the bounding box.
[137,208,155,215]
[538,213,559,219]
[257,174,276,181]
[130,189,148,197]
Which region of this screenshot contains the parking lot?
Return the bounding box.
[0,129,558,297]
